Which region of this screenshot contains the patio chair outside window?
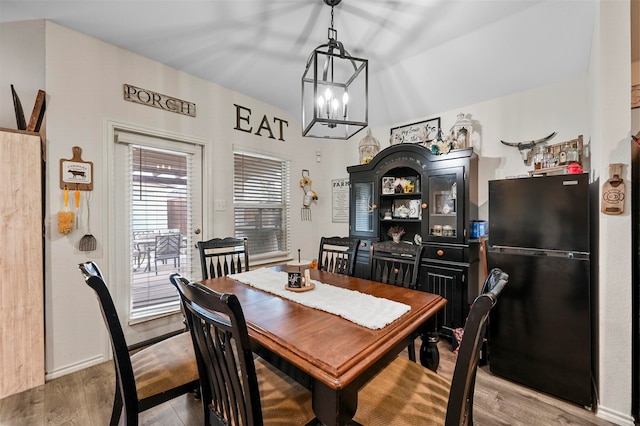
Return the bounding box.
[154,234,182,275]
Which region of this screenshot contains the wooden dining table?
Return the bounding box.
[199,266,446,426]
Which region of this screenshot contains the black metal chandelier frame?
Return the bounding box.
[301,0,368,140]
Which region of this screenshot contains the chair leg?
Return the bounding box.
[109,382,123,426]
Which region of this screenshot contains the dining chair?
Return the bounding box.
[197,236,249,279]
[369,240,425,289]
[153,233,182,274]
[78,262,199,426]
[354,268,509,426]
[169,273,315,426]
[369,240,426,361]
[317,236,360,276]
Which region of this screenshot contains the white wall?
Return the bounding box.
[589,1,634,424]
[0,20,45,130]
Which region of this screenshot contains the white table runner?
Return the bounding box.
[228,268,410,330]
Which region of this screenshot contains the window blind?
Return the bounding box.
[233,151,290,259]
[128,145,193,321]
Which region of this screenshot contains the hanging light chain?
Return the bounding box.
[330,4,334,30]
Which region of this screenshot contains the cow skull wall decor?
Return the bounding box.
[500,132,557,165]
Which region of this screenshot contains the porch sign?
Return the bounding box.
[123,84,196,117]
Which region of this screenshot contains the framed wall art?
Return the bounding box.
[331,178,349,223]
[390,117,440,145]
[60,146,93,190]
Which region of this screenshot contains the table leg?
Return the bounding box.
[419,316,440,372]
[309,380,358,426]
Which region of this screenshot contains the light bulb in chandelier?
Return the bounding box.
[316,87,349,122]
[342,92,349,117]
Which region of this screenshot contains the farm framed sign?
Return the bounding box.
[60,146,93,190]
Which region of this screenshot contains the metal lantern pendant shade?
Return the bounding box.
[302,0,368,140]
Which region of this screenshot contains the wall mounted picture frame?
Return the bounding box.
[390,117,441,145]
[59,146,93,190]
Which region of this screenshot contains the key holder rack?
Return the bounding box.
[60,146,93,191]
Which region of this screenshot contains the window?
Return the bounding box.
[233,150,290,261]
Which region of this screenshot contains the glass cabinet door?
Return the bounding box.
[426,168,464,242]
[351,180,377,237]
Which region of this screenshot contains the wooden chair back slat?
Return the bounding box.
[369,241,425,290]
[317,236,360,276]
[198,237,249,280]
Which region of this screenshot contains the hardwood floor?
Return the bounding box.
[0,340,613,426]
[441,354,611,426]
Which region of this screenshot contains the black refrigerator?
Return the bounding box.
[487,173,593,407]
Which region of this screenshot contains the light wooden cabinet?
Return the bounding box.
[0,128,44,399]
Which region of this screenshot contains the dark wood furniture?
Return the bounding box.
[78,261,199,425]
[197,236,249,279]
[354,268,509,425]
[198,266,445,426]
[369,241,426,362]
[348,144,479,339]
[170,274,315,425]
[317,236,360,276]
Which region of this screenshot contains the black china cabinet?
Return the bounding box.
[348,143,479,337]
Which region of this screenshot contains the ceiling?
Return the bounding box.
[0,0,596,131]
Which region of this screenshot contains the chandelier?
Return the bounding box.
[301,0,368,140]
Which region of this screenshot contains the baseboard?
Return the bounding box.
[45,354,108,381]
[597,404,635,426]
